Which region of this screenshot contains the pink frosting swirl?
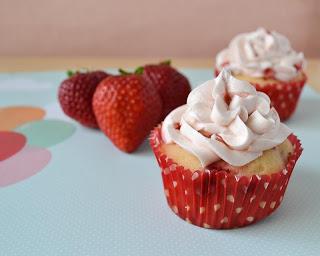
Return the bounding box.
[216,28,305,81]
[162,69,291,167]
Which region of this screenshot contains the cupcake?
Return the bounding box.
[150,69,302,229]
[215,28,307,121]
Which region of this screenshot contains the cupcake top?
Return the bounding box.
[216,28,305,81]
[162,69,292,167]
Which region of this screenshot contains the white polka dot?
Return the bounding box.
[169,164,177,172]
[227,195,235,203]
[250,195,256,203]
[270,201,276,209]
[221,179,226,186]
[235,207,243,214]
[259,201,266,209]
[192,172,199,181]
[200,207,205,214]
[173,181,177,188]
[289,93,294,99]
[247,216,254,222]
[281,102,286,108]
[163,168,170,175]
[282,169,288,175]
[214,204,221,212]
[280,185,283,191]
[182,175,185,180]
[264,182,269,189]
[277,84,283,90]
[185,205,190,211]
[185,218,191,223]
[184,189,188,195]
[220,217,228,224]
[172,205,178,213]
[164,189,169,197]
[203,223,211,228]
[280,196,283,202]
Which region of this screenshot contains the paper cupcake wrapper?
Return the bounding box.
[150,126,303,229]
[253,74,306,121]
[214,69,307,121]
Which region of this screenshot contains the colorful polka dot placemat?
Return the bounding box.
[0,70,319,256]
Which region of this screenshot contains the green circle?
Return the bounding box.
[15,119,76,148]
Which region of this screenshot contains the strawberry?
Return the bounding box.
[142,60,191,119]
[93,74,162,153]
[263,68,275,79]
[58,70,109,128]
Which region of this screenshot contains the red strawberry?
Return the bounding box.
[142,61,191,119]
[93,74,162,153]
[58,70,109,128]
[263,68,275,79]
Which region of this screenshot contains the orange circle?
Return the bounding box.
[0,106,46,131]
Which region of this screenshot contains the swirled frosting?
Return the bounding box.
[216,28,305,81]
[162,69,291,167]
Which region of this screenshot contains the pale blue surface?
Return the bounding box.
[0,69,319,256]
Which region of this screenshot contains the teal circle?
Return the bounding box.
[15,119,76,148]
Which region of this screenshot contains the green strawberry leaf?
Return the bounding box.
[67,70,75,78]
[160,60,171,66]
[119,68,132,75]
[134,66,144,75]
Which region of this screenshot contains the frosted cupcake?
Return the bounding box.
[215,28,307,121]
[150,69,302,229]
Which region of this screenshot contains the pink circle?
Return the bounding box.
[0,146,51,187]
[0,131,26,161]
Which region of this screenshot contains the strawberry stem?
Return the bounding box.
[119,68,131,75]
[119,67,144,75]
[67,68,90,77]
[134,66,144,75]
[160,60,171,66]
[67,70,75,78]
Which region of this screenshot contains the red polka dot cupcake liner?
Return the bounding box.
[214,69,307,121]
[150,126,303,229]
